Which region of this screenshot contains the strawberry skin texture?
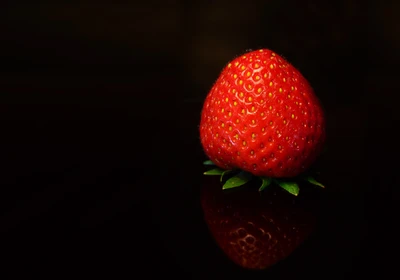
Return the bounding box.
[201,177,316,270]
[200,49,325,178]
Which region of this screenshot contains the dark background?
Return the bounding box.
[0,0,399,278]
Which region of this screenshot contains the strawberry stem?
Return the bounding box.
[274,180,300,196]
[203,168,224,175]
[222,171,252,190]
[202,160,324,196]
[304,175,325,188]
[259,177,272,191]
[220,170,234,182]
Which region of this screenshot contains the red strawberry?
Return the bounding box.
[200,49,325,179]
[201,176,318,270]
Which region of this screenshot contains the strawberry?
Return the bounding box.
[201,176,318,270]
[199,49,325,192]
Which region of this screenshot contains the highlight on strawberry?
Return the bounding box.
[199,49,326,195]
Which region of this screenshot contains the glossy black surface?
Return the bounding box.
[1,1,399,278]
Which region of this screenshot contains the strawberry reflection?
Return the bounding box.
[200,176,320,270]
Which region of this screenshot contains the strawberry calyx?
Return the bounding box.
[203,160,324,196]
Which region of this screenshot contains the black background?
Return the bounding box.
[1,1,399,278]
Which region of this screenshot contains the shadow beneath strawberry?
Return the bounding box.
[200,175,322,271]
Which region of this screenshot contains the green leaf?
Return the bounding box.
[222,171,252,190]
[203,168,225,175]
[305,176,325,188]
[277,181,300,196]
[220,170,233,182]
[259,177,272,191]
[203,160,215,166]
